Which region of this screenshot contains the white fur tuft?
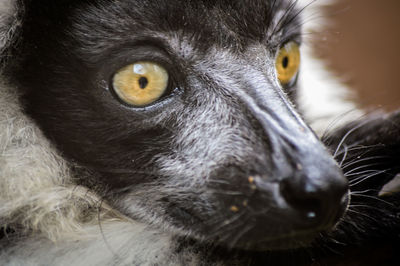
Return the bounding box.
[0,83,119,241]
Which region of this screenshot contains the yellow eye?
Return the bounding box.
[112,61,169,107]
[275,42,300,85]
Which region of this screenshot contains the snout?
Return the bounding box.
[237,160,348,249]
[248,82,349,229]
[209,165,348,251]
[208,82,350,250]
[210,153,349,251]
[253,160,349,230]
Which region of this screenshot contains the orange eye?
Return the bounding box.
[112,62,169,107]
[275,42,301,85]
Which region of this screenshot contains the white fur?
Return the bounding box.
[0,83,105,240]
[298,46,363,134]
[2,222,183,266]
[297,0,364,134]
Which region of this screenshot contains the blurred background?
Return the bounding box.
[314,0,400,111]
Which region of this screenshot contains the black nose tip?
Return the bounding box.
[280,172,348,227]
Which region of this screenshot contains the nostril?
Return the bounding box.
[279,175,348,226]
[280,178,322,217]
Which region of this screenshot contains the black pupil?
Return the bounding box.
[138,77,149,89]
[282,56,289,69]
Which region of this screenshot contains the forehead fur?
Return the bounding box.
[0,0,330,72]
[16,1,303,48]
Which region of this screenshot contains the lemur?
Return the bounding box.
[0,0,399,265]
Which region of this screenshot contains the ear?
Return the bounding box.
[325,111,400,196]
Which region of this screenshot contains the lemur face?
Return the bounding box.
[8,0,348,250]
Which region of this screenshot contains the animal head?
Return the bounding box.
[2,0,349,250]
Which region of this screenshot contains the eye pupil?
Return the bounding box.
[138,76,149,89]
[282,56,289,69]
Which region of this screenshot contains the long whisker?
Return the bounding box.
[344,162,385,176]
[350,189,380,195]
[321,109,364,143]
[334,144,384,158]
[277,0,317,35]
[349,170,386,187]
[342,156,389,170]
[228,223,254,250]
[350,194,396,207]
[339,144,349,167]
[333,119,374,158]
[345,209,379,223]
[271,0,299,37]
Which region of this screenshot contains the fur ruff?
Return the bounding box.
[0,82,120,241]
[0,0,122,244]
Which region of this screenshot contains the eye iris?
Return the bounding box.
[112,62,169,107]
[276,42,300,85]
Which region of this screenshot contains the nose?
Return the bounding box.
[280,169,349,227]
[234,78,349,243]
[240,81,349,227]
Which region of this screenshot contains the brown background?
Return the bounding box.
[315,0,400,111]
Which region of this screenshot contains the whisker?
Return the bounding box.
[342,155,389,170]
[350,189,380,195]
[339,144,349,167]
[207,189,244,196]
[207,212,247,239]
[214,221,245,247]
[349,204,388,212]
[266,0,278,32]
[349,170,386,187]
[334,144,384,158]
[333,119,374,158]
[350,194,395,207]
[344,162,385,176]
[271,0,300,37]
[228,223,254,250]
[321,109,364,143]
[277,0,317,35]
[345,168,383,182]
[346,169,380,178]
[345,209,379,223]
